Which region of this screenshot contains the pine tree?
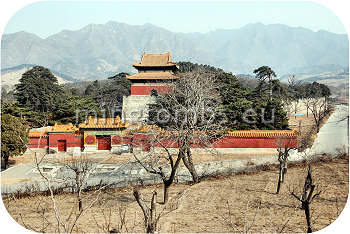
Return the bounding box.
[1,114,28,169]
[15,66,63,112]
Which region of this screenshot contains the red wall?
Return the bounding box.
[29,137,49,148]
[29,133,297,150]
[131,85,169,95]
[48,133,82,148]
[212,137,297,148]
[128,134,298,150]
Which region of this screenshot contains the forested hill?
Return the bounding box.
[2,22,348,80]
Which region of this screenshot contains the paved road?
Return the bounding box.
[309,104,348,155]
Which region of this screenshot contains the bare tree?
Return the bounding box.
[18,198,51,233]
[132,186,189,233]
[291,165,322,233]
[64,155,95,211]
[32,152,103,233]
[92,206,131,233]
[292,100,301,119]
[282,99,293,116]
[276,139,294,194]
[16,122,138,233]
[132,133,183,204]
[133,189,158,233]
[148,70,225,184]
[308,98,327,133]
[302,97,313,118]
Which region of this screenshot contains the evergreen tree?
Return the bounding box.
[218,72,254,129]
[218,72,288,130]
[93,73,131,111]
[1,114,28,169]
[253,66,277,100]
[84,80,100,96]
[53,95,101,124]
[15,66,63,112]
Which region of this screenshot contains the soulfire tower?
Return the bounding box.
[122,52,179,123]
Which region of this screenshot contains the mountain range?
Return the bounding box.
[1,21,349,84]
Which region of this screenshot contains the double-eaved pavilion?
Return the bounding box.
[122,52,179,123]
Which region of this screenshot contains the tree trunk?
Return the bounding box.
[276,166,283,194]
[163,181,170,204]
[276,179,281,194]
[281,167,287,182]
[78,196,82,211]
[133,189,157,233]
[182,148,199,183]
[304,203,312,233]
[162,150,183,204]
[3,155,9,170]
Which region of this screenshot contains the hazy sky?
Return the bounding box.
[2,1,348,38]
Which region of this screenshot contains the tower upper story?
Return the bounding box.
[127,52,179,95]
[127,52,179,82]
[132,51,179,72]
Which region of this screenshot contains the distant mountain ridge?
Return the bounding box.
[1,21,348,81]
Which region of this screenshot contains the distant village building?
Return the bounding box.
[122,52,179,123]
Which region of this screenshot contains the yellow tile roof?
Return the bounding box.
[29,131,49,137]
[49,123,78,133]
[225,130,298,138]
[28,126,50,137]
[135,124,163,133]
[125,125,297,138]
[132,52,179,68]
[126,71,178,80]
[79,116,129,129]
[74,132,84,137]
[29,123,80,137]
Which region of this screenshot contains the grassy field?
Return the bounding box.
[3,155,348,233]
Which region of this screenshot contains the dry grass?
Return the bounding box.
[3,156,348,233]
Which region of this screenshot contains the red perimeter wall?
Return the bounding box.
[131,85,169,95]
[29,137,49,148]
[48,133,83,148]
[129,134,298,150]
[29,134,297,150]
[212,137,297,148]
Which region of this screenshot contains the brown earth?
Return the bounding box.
[3,155,348,233]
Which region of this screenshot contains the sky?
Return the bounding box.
[1,0,348,39]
